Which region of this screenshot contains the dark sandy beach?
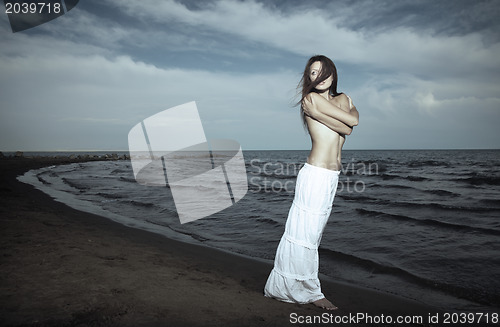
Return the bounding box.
[0,157,442,326]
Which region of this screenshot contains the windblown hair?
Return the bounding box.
[298,55,342,131]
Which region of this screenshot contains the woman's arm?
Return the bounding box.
[347,95,359,123]
[306,108,353,135]
[305,93,359,127]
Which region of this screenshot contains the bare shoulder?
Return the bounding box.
[307,92,321,102]
[302,93,315,109]
[331,93,351,109]
[337,93,351,104]
[304,92,324,108]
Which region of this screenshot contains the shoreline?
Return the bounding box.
[1,157,442,326]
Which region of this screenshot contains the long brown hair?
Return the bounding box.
[298,55,342,131]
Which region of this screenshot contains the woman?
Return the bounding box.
[264,55,359,310]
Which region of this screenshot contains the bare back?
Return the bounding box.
[305,94,350,171]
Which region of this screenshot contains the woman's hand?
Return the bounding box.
[301,94,315,117]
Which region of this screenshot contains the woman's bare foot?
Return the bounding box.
[313,298,338,310]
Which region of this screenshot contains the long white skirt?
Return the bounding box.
[264,163,340,304]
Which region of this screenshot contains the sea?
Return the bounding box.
[17,149,500,312]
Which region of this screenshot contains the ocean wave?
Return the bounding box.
[342,163,387,176]
[256,217,280,226]
[369,183,460,198]
[96,192,125,199]
[370,183,415,190]
[380,173,432,182]
[319,247,499,307]
[34,170,61,185]
[251,172,297,180]
[159,207,178,215]
[356,208,500,236]
[126,200,157,208]
[170,182,229,194]
[36,175,52,185]
[145,220,210,242]
[454,175,500,186]
[408,160,452,168]
[119,176,138,183]
[62,177,89,191]
[111,168,131,175]
[337,194,379,202]
[394,200,499,213]
[479,198,500,207]
[348,186,488,209]
[427,189,459,197]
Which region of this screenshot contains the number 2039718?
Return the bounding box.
[5,2,62,14]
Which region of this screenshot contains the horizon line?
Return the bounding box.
[2,148,499,153]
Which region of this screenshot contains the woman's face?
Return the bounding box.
[309,61,333,91]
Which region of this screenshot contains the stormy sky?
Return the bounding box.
[1,0,499,151]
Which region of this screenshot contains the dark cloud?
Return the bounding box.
[259,0,500,41]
